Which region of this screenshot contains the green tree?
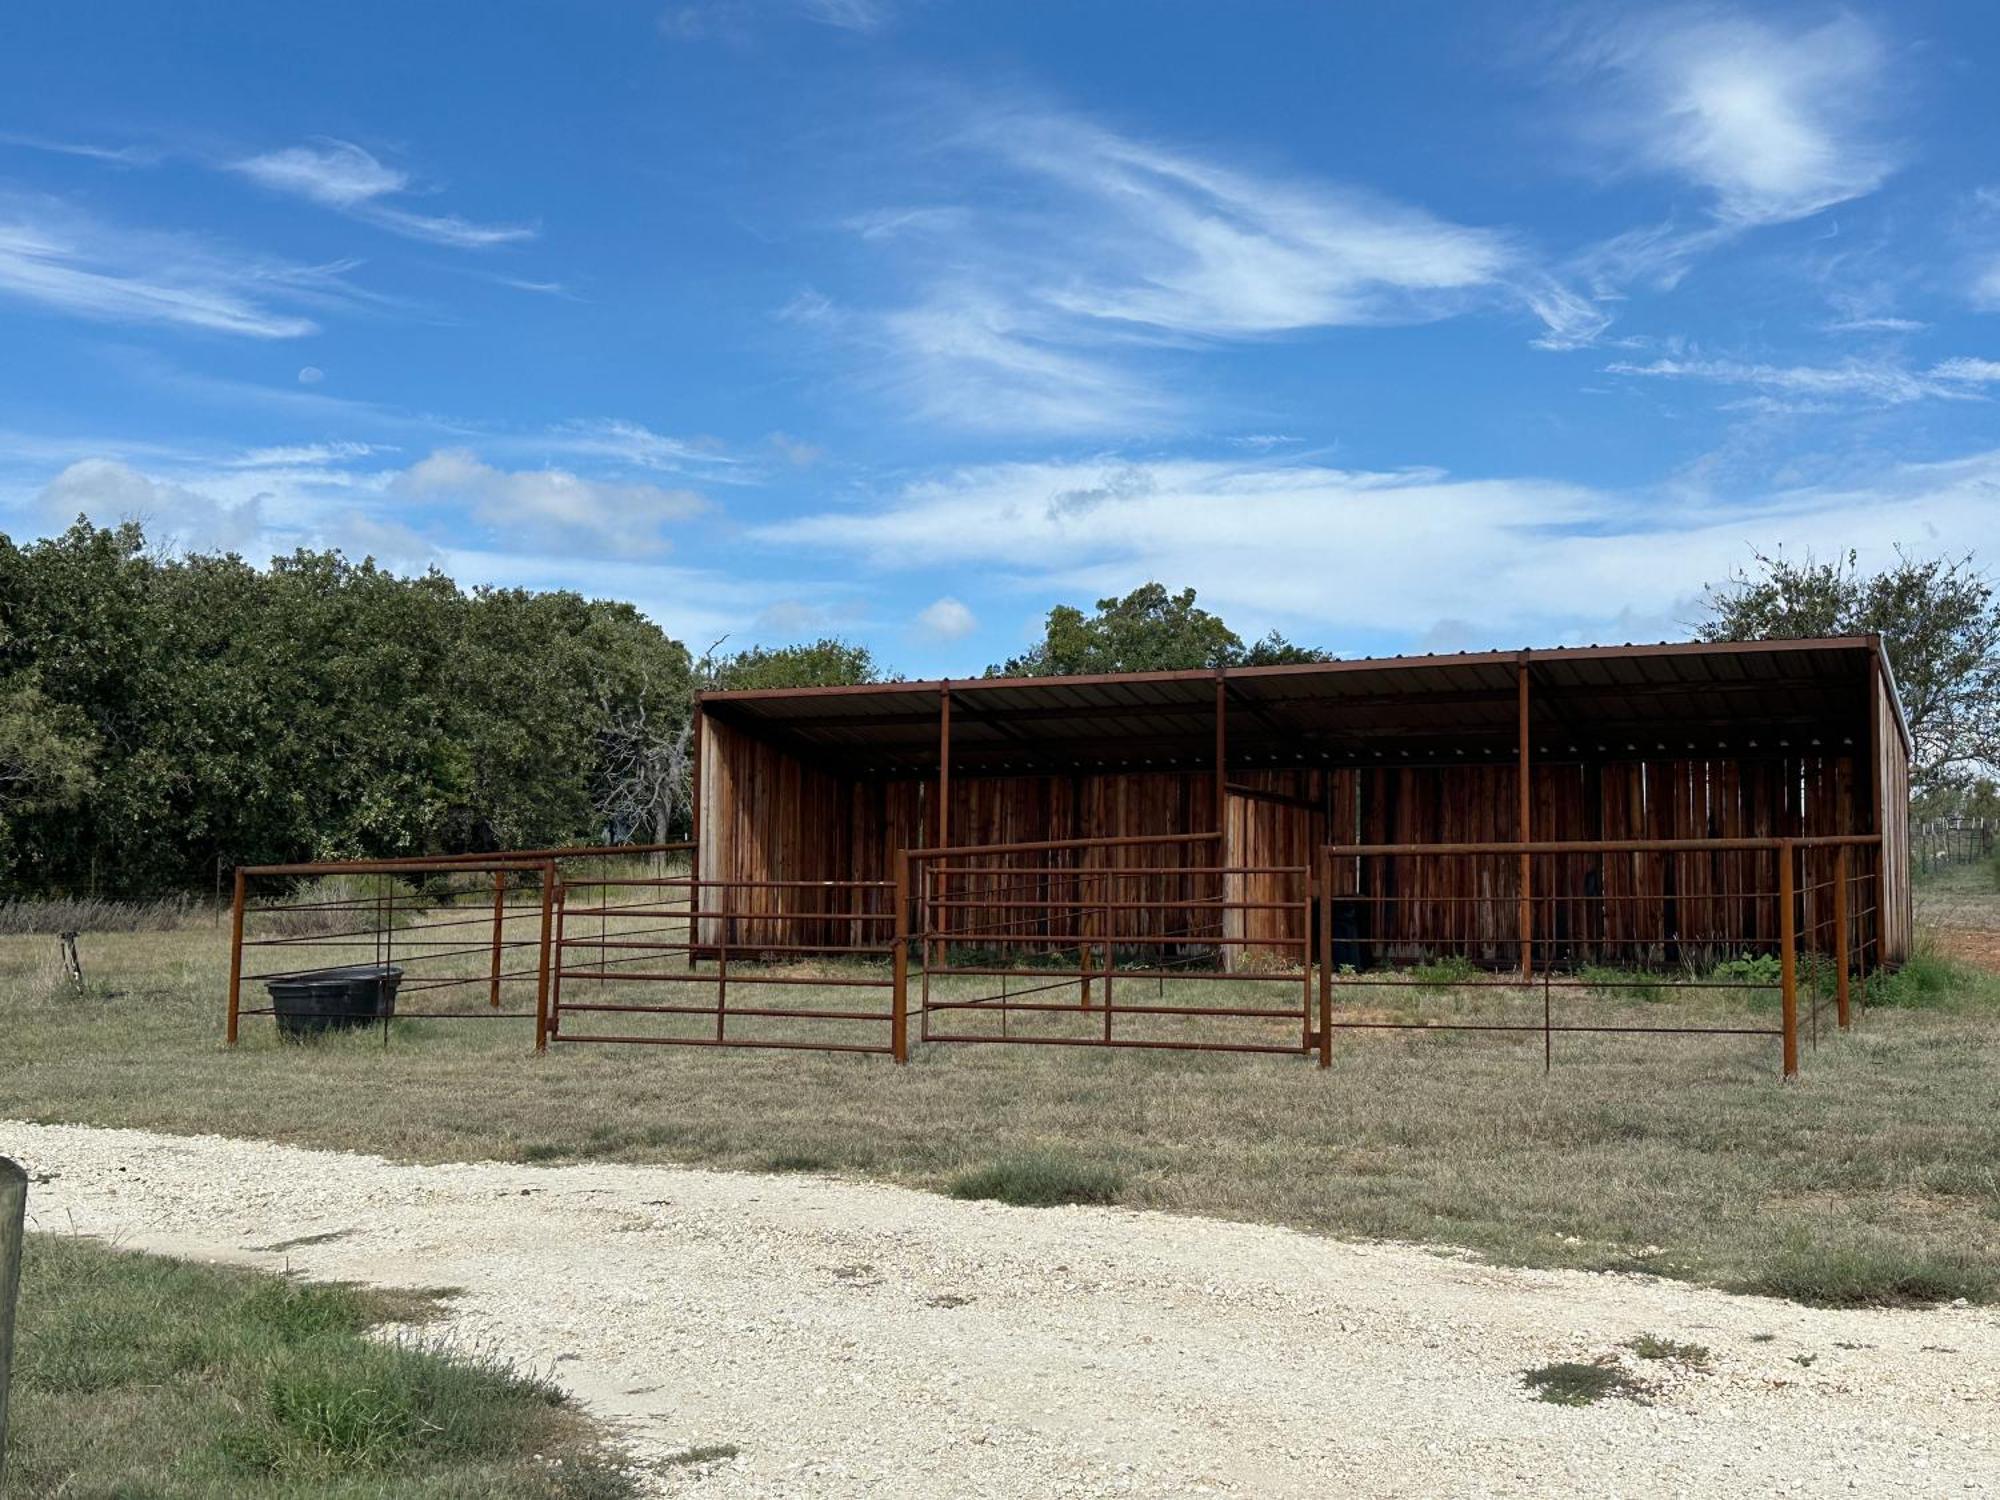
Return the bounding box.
[0,520,699,895]
[713,638,882,691]
[1698,547,2000,794]
[989,583,1325,677]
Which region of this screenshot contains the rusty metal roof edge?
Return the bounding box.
[697,635,1887,708]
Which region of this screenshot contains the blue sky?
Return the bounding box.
[2,1,1997,673]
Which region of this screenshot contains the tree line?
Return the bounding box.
[0,522,879,898]
[1,520,1989,898]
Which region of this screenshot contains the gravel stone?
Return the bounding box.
[5,1120,1997,1498]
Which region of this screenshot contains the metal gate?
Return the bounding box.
[909,833,1319,1058]
[546,869,905,1056]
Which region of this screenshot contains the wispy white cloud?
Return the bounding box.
[392,447,708,555]
[827,104,1578,431]
[1973,258,2000,313]
[534,418,742,477]
[752,449,2000,646]
[1557,10,1895,227]
[660,0,896,41]
[995,114,1520,337]
[1824,316,1927,335]
[1931,357,2000,384]
[0,132,163,166]
[225,442,381,469]
[230,139,535,248]
[0,197,330,337]
[879,290,1171,434]
[1606,355,2000,406]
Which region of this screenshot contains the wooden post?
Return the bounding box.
[892,854,910,1063]
[1779,840,1799,1080]
[226,866,246,1045]
[0,1155,23,1493]
[1517,657,1533,983]
[1834,843,1851,1030]
[487,869,509,1008]
[533,863,556,1053]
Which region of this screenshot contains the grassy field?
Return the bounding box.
[4,884,1999,1310]
[6,1234,636,1498]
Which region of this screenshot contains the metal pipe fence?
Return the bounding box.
[1316,836,1883,1079]
[222,834,1880,1080]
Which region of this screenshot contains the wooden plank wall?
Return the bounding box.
[698,714,1898,965]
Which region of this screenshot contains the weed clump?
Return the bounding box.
[1522,1360,1647,1406]
[949,1151,1124,1208]
[1625,1334,1710,1367]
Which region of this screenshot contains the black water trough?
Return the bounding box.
[267,964,402,1039]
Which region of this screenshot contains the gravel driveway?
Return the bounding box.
[5,1120,1996,1498]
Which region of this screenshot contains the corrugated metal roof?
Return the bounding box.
[700,636,1905,775]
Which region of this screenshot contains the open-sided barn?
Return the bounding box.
[694,636,1912,970]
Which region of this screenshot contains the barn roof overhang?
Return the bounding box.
[698,636,1906,778]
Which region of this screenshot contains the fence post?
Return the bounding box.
[1779,840,1799,1081]
[892,855,910,1064]
[488,869,509,1009]
[225,866,246,1045]
[1834,844,1851,1031]
[1317,852,1332,1069]
[533,863,556,1054]
[0,1155,25,1493]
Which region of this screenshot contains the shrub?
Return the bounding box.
[1712,952,1783,986]
[1865,947,1975,1010]
[949,1152,1124,1208]
[1410,954,1477,993]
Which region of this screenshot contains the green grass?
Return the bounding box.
[1733,1224,1996,1307]
[1579,966,1667,1005]
[7,1234,638,1498]
[6,899,2000,1312]
[948,1151,1126,1207]
[1625,1334,1711,1367]
[1521,1360,1647,1407]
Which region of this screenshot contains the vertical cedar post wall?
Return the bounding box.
[697,714,1906,963]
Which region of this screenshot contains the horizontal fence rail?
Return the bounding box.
[222,834,1881,1081]
[1317,835,1883,1078]
[548,869,903,1057]
[906,831,1318,1060]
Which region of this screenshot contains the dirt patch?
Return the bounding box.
[8,1120,2000,1498]
[1934,926,2000,974]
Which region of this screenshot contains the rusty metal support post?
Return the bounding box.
[892,854,910,1063]
[488,869,509,1008]
[226,866,246,1045]
[533,863,556,1053]
[1517,657,1533,984]
[937,682,952,964]
[1779,840,1799,1080]
[1214,670,1228,838]
[1317,853,1332,1068]
[1834,843,1851,1031]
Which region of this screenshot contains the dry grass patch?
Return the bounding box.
[6,905,2000,1309]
